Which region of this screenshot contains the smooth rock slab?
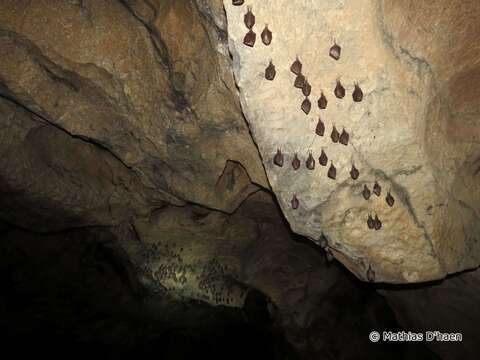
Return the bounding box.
[224,0,480,283]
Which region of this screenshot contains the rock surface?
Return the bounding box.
[381,268,480,360]
[112,191,437,359]
[0,0,267,231]
[1,2,479,358]
[223,0,480,283]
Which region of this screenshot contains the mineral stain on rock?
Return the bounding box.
[172,90,189,112]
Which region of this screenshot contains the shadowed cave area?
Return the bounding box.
[0,1,479,359]
[0,200,439,359]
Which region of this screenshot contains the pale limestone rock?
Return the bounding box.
[223,0,480,283]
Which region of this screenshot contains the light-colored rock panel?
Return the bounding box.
[224,0,480,283]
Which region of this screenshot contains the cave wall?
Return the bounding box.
[1,0,477,285]
[0,0,267,233]
[223,0,480,283]
[1,1,480,359]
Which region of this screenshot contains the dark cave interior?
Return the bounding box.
[0,198,444,359]
[1,1,479,359]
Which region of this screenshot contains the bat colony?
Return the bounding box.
[232,1,393,281]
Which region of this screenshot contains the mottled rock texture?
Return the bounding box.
[1,2,479,358]
[224,0,480,283]
[111,192,436,360]
[0,0,267,232]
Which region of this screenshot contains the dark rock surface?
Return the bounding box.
[0,0,267,232]
[0,197,438,360]
[0,1,478,359]
[381,269,480,360]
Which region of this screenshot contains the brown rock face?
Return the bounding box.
[1,4,479,359]
[0,0,267,231]
[0,98,145,231]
